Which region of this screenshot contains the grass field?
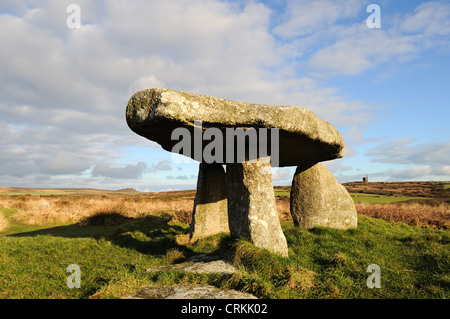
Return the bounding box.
[0,185,449,299]
[350,193,433,203]
[0,211,448,299]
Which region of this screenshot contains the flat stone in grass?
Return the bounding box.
[147,254,237,275]
[122,284,257,299]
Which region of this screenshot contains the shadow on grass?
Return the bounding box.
[8,213,194,257]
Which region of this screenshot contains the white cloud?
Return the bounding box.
[272,168,292,181]
[2,1,447,188]
[283,1,450,77]
[273,0,367,38]
[166,174,197,180]
[306,24,420,76]
[0,0,375,187]
[389,165,433,179]
[92,161,148,179]
[39,152,93,175]
[322,160,352,173]
[375,165,450,181]
[341,125,364,156]
[433,165,450,176]
[128,75,166,96]
[151,160,172,172]
[0,160,36,178]
[366,139,450,167]
[401,2,450,36]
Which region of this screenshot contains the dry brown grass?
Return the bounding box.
[276,198,291,221]
[0,194,292,227]
[1,189,448,231]
[0,210,8,232]
[275,197,450,230]
[355,202,450,230]
[343,181,450,199]
[284,266,316,291]
[0,195,193,226]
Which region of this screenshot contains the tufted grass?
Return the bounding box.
[223,216,449,299]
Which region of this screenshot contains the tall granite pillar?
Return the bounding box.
[226,157,288,257]
[189,163,229,242]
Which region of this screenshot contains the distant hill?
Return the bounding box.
[1,182,448,203]
[342,181,450,201]
[115,188,139,193]
[0,186,140,196]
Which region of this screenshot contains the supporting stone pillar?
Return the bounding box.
[189,163,229,242]
[226,157,288,257]
[290,163,357,230]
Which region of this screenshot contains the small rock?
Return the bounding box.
[122,284,257,299]
[147,254,237,274]
[37,201,51,208]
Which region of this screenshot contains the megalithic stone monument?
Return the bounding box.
[126,88,357,257]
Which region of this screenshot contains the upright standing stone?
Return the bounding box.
[190,163,229,242]
[227,157,288,257]
[290,163,357,230]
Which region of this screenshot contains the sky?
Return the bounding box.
[0,0,449,192]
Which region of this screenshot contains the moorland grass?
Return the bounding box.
[0,207,448,299]
[274,189,432,203]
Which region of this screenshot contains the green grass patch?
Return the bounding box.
[220,217,449,299]
[0,211,190,298]
[0,207,58,235]
[274,190,290,197]
[349,193,431,203]
[0,210,448,299]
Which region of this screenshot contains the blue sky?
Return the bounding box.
[0,0,449,191]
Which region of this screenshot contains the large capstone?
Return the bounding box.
[227,157,288,257]
[290,163,357,230]
[126,88,344,166]
[189,163,229,242]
